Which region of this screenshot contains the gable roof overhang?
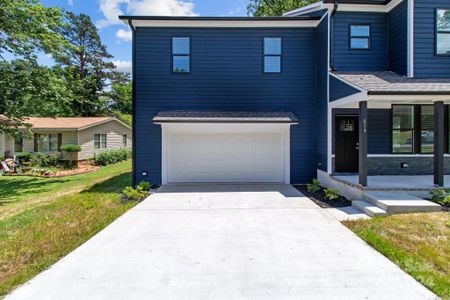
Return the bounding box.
[330,72,450,108]
[119,16,321,28]
[283,0,403,16]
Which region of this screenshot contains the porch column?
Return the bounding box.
[359,101,368,186]
[434,101,445,187]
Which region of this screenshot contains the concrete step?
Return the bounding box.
[352,200,388,217]
[363,192,442,214]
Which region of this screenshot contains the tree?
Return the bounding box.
[54,12,115,116]
[0,60,75,128]
[247,0,318,16]
[109,81,132,115]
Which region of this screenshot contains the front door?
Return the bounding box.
[335,116,359,173]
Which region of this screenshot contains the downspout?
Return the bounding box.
[127,18,137,186]
[330,0,339,71]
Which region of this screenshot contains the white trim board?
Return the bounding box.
[127,19,320,28]
[407,0,414,78]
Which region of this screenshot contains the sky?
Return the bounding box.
[38,0,248,73]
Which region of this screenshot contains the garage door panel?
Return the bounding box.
[167,131,286,183]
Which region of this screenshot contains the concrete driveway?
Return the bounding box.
[7,185,436,300]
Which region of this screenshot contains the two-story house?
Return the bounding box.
[120,0,450,190]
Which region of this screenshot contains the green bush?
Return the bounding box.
[430,189,450,206]
[16,153,33,163]
[122,185,148,201]
[324,188,340,201]
[307,179,321,193]
[94,148,131,166]
[30,153,61,168]
[138,181,151,192]
[60,144,81,152]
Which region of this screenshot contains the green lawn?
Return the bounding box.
[0,160,132,220]
[344,212,450,299]
[0,162,136,296]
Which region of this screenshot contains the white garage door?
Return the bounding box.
[164,125,288,183]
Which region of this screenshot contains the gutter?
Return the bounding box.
[330,0,339,71]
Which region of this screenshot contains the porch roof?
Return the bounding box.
[332,71,450,95]
[153,110,298,123]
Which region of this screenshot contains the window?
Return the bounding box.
[37,134,49,152]
[420,106,434,153]
[14,133,23,153]
[94,134,107,149]
[264,37,282,73]
[48,134,58,152]
[392,105,414,153]
[123,134,127,147]
[436,9,450,55]
[172,37,190,73]
[350,25,370,50]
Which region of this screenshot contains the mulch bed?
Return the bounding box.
[294,185,352,209]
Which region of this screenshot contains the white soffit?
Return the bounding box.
[127,19,320,28]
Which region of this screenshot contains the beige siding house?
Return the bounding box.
[0,116,132,161]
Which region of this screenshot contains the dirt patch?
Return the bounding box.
[294,185,352,208]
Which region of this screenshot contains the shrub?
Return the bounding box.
[16,153,33,163]
[30,153,61,168]
[94,148,131,166]
[60,144,81,152]
[430,189,450,206]
[307,179,321,193]
[138,181,151,192]
[324,188,340,201]
[122,185,148,202]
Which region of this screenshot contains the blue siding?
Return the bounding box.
[316,16,329,172]
[414,0,450,78]
[134,28,318,184]
[329,75,360,101]
[333,12,387,71]
[388,0,408,75]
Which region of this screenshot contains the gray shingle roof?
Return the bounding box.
[332,71,450,95]
[153,111,298,123]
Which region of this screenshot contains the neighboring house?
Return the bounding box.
[121,0,450,186]
[0,116,132,161]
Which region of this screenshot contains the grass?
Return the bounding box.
[0,160,131,220]
[0,169,136,297]
[344,212,450,299]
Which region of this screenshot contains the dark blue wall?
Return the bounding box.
[388,0,407,75]
[316,16,329,172]
[333,12,388,71]
[414,0,450,78]
[333,108,391,154]
[134,27,318,184]
[329,75,360,101]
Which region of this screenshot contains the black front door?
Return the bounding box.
[335,116,359,173]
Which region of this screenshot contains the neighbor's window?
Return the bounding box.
[172,37,190,73]
[14,133,23,153]
[436,9,450,55]
[350,25,370,49]
[264,37,282,73]
[123,134,127,147]
[392,105,414,153]
[94,134,107,149]
[37,134,49,152]
[420,106,434,153]
[48,134,58,152]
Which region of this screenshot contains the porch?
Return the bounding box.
[330,71,450,188]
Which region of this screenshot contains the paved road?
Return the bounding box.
[7,185,437,300]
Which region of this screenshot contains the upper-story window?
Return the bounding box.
[349,25,370,50]
[264,37,282,73]
[436,9,450,55]
[172,37,190,73]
